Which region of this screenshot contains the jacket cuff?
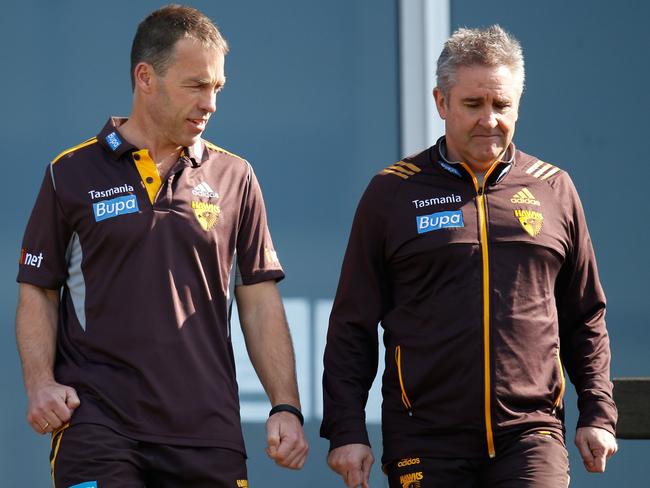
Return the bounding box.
[321,418,371,451]
[577,400,618,437]
[328,431,371,451]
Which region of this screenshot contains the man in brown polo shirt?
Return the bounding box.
[16,5,307,486]
[321,26,617,487]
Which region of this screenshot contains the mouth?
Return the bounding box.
[187,118,209,131]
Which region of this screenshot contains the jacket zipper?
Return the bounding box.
[460,162,499,458]
[395,345,413,416]
[552,349,566,415]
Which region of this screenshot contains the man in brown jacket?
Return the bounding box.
[321,25,617,487]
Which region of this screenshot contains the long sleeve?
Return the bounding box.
[556,175,617,435]
[320,178,391,449]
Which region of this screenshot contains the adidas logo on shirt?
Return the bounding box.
[511,188,540,206]
[192,182,219,199]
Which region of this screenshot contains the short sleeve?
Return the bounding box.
[17,165,72,289]
[235,164,284,285]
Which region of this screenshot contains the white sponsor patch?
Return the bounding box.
[412,193,461,208]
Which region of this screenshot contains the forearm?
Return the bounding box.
[558,181,616,431]
[16,283,60,391]
[321,313,378,448]
[246,320,300,407]
[561,339,615,433]
[561,300,616,432]
[236,281,300,408]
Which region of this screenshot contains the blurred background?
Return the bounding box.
[1,0,648,485]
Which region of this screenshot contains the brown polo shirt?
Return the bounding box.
[18,118,284,453]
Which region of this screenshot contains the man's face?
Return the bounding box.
[434,64,521,172]
[147,37,226,149]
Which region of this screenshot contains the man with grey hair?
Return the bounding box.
[321,25,617,487]
[16,5,307,486]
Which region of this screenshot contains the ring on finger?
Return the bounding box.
[41,421,50,431]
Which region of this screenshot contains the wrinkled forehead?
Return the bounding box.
[452,64,523,96]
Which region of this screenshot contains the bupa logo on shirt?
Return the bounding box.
[69,482,97,488]
[105,131,122,151]
[416,210,464,234]
[93,195,139,222]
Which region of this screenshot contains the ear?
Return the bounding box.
[133,62,156,94]
[433,87,447,119]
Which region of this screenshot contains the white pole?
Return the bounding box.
[399,0,450,157]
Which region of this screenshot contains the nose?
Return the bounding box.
[479,108,498,129]
[199,90,217,114]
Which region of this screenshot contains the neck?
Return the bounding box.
[119,110,182,164]
[468,159,501,175]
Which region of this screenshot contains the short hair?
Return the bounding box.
[130,4,229,89]
[436,25,525,96]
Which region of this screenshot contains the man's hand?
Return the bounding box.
[26,380,80,435]
[575,426,618,473]
[265,411,308,469]
[327,443,374,488]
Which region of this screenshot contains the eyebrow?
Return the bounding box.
[461,96,511,103]
[187,77,227,87]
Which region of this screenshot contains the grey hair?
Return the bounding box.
[436,25,525,96]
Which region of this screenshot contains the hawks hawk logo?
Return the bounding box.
[514,209,543,237]
[399,471,423,488]
[192,201,220,231]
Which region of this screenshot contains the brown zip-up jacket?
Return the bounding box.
[321,140,617,463]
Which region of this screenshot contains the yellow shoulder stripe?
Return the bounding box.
[380,160,421,179]
[387,165,414,176]
[51,137,98,165]
[381,168,409,179]
[525,159,562,180]
[204,140,245,161]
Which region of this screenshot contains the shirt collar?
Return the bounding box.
[97,117,136,159]
[183,140,208,167]
[97,117,207,166]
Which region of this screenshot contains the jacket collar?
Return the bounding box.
[434,136,514,186]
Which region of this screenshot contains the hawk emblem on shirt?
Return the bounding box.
[191,201,220,231]
[514,209,543,237]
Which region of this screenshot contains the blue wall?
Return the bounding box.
[1,0,647,486]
